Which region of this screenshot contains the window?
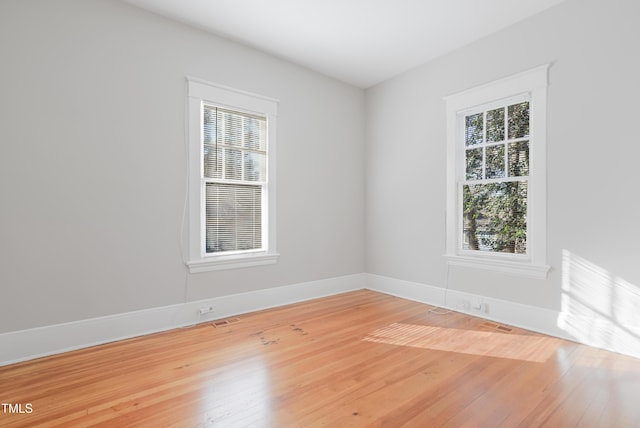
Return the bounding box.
[444,65,550,278]
[186,78,278,273]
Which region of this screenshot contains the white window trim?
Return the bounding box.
[186,77,279,273]
[444,65,550,279]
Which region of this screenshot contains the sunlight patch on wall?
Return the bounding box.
[559,250,640,359]
[363,323,561,362]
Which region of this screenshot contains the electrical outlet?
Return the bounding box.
[199,305,214,316]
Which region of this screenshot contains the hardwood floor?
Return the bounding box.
[1,290,639,427]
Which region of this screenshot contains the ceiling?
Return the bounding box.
[122,0,567,88]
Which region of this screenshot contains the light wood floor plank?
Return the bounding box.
[1,289,639,427]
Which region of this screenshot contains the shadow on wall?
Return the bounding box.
[559,250,640,359]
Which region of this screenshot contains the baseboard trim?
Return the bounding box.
[366,273,446,306]
[3,272,637,366]
[0,273,365,366]
[442,288,574,341]
[366,273,574,341]
[365,273,640,359]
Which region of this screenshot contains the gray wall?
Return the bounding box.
[366,0,640,312]
[0,0,365,332]
[2,0,639,343]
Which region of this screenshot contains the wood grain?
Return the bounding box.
[1,290,638,427]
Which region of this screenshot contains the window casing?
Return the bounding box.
[444,65,550,278]
[186,78,278,273]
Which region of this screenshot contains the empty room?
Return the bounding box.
[1,0,639,426]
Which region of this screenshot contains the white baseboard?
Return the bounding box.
[365,273,640,359]
[442,288,574,341]
[366,273,446,306]
[0,273,365,366]
[366,273,575,341]
[3,272,638,366]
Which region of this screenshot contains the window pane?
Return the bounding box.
[465,113,483,146]
[508,141,529,177]
[486,108,505,142]
[244,151,265,182]
[203,108,216,143]
[465,148,483,180]
[205,183,262,253]
[463,182,527,254]
[219,111,243,147]
[203,144,222,179]
[224,148,242,180]
[244,117,266,151]
[508,102,529,139]
[485,145,505,179]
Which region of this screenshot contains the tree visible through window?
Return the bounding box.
[462,100,530,254]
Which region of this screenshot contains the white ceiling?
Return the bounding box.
[123,0,566,88]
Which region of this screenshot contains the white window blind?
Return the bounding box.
[202,106,267,254]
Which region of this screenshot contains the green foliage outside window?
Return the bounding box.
[462,101,529,254]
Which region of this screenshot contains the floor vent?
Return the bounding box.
[212,318,241,328]
[482,321,513,333]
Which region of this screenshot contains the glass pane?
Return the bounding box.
[465,113,483,146]
[508,141,529,177]
[244,117,266,151]
[203,144,222,179]
[224,148,242,180]
[486,108,505,142]
[462,182,527,254]
[508,102,529,139]
[203,108,216,143]
[465,148,483,180]
[243,151,265,182]
[205,183,262,253]
[485,145,505,179]
[218,111,243,147]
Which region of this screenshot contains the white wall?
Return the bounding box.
[0,0,365,333]
[366,0,640,351]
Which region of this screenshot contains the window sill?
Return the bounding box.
[187,252,279,273]
[445,254,550,279]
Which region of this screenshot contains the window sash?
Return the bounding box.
[459,181,529,256]
[204,182,264,254]
[203,105,267,184]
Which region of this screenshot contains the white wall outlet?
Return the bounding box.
[198,305,215,316]
[482,303,490,313]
